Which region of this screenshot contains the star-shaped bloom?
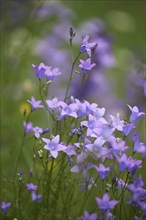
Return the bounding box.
[32,63,46,79]
[79,58,96,73]
[27,96,44,111]
[133,134,146,157]
[80,35,97,57]
[58,103,77,120]
[1,202,11,213]
[26,183,38,192]
[94,164,110,180]
[42,135,66,158]
[96,193,118,213]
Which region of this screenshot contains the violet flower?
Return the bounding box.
[32,63,46,79]
[45,67,62,81]
[79,58,96,73]
[80,35,97,57]
[96,193,118,213]
[27,96,44,111]
[31,191,42,203]
[94,164,110,180]
[26,183,38,192]
[23,121,33,134]
[80,210,97,220]
[42,135,66,158]
[128,105,145,123]
[1,202,11,213]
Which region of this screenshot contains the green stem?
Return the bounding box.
[64,52,81,101]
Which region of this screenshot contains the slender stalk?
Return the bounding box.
[64,52,81,101]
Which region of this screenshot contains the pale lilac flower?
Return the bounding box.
[26,183,38,192]
[31,191,42,203]
[80,35,97,57]
[109,113,124,131]
[27,96,44,111]
[33,127,43,138]
[94,164,110,180]
[1,202,11,213]
[128,105,145,123]
[23,121,33,134]
[58,103,77,120]
[96,193,118,213]
[110,137,128,157]
[46,97,59,110]
[42,135,66,158]
[32,63,46,79]
[45,67,62,81]
[79,58,96,73]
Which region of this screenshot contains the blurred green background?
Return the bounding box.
[1,0,145,180]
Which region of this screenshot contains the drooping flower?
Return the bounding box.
[1,202,11,213]
[79,58,96,73]
[96,193,118,213]
[80,35,97,57]
[42,135,66,158]
[26,183,38,192]
[27,96,44,111]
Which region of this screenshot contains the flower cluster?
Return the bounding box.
[1,29,145,220]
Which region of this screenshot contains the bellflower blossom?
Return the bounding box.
[23,121,33,134]
[31,191,42,203]
[133,134,146,157]
[42,135,66,158]
[128,105,145,123]
[27,96,44,111]
[26,183,38,192]
[96,193,118,213]
[33,127,43,139]
[94,164,110,180]
[79,58,96,73]
[80,35,97,57]
[45,67,62,81]
[32,63,46,79]
[1,202,11,213]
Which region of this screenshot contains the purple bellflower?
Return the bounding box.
[26,183,38,192]
[27,96,44,111]
[32,63,46,79]
[94,164,110,180]
[133,133,146,157]
[96,193,118,213]
[42,135,66,158]
[1,202,11,213]
[80,35,97,57]
[79,58,96,73]
[31,191,42,203]
[128,105,145,123]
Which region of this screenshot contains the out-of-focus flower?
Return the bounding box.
[1,202,11,213]
[23,121,33,134]
[26,183,38,192]
[94,164,110,180]
[31,191,42,203]
[33,127,43,139]
[32,63,46,79]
